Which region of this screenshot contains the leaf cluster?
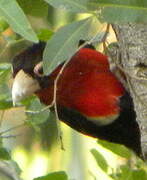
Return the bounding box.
[0,0,147,180]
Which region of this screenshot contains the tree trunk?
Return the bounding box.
[111,24,147,159]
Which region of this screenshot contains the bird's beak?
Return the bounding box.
[12,70,40,106]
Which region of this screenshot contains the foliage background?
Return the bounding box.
[0,0,146,180]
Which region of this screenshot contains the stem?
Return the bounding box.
[0,134,23,138]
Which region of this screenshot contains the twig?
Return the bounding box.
[25,102,54,114]
[0,134,23,138]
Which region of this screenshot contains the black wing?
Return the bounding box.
[57,92,142,158]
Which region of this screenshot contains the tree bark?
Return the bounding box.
[111,23,147,159]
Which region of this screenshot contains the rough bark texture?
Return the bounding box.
[111,24,147,159]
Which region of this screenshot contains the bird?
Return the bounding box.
[12,41,142,158]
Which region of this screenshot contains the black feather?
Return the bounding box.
[12,42,46,77]
[57,92,142,158]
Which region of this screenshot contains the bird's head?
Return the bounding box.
[12,42,50,105]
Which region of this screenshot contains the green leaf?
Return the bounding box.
[23,97,58,150]
[89,32,106,44]
[0,63,11,70]
[34,171,68,180]
[26,98,50,125]
[37,29,53,42]
[0,17,9,32]
[0,100,13,110]
[0,147,11,160]
[91,149,108,172]
[131,169,147,180]
[43,17,94,74]
[0,0,38,42]
[89,0,147,23]
[97,139,132,158]
[117,165,147,180]
[17,0,48,18]
[119,165,133,180]
[40,112,58,150]
[45,0,90,13]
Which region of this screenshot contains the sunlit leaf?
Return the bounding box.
[37,29,53,42]
[43,17,94,74]
[91,149,108,172]
[0,0,38,42]
[116,165,147,180]
[97,139,132,158]
[17,0,48,18]
[131,169,147,180]
[34,171,68,180]
[118,165,133,180]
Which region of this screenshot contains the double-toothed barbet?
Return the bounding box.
[11,41,142,158]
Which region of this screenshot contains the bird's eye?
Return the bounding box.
[34,62,43,77]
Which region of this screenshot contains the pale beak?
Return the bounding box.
[12,70,40,106]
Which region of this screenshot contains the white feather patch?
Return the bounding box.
[12,70,40,105]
